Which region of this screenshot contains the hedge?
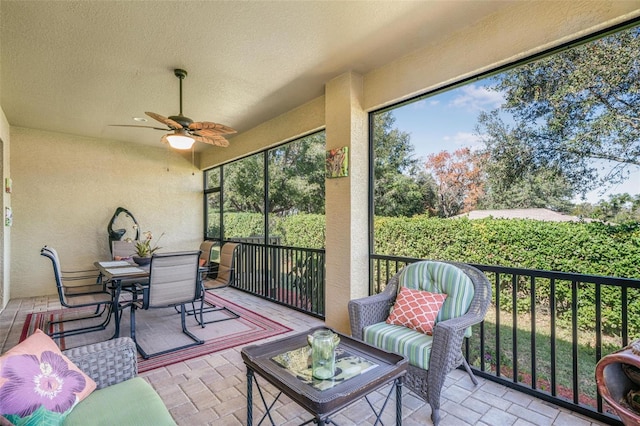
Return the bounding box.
[224,212,640,334]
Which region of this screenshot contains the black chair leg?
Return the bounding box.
[49,304,108,326]
[48,304,113,339]
[183,291,240,327]
[134,303,204,359]
[195,299,240,327]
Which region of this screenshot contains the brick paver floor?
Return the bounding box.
[0,287,607,425]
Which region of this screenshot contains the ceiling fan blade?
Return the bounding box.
[192,128,223,137]
[145,112,183,129]
[108,124,169,131]
[189,121,236,135]
[192,134,230,147]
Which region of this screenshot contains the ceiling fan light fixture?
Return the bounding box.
[166,131,195,150]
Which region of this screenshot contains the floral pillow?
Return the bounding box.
[0,329,96,425]
[386,287,448,335]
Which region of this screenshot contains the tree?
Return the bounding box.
[591,193,640,222]
[373,112,437,217]
[477,111,574,211]
[223,132,326,215]
[425,148,486,217]
[267,133,326,215]
[484,26,640,195]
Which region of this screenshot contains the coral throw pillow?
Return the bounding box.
[386,287,448,335]
[0,329,96,425]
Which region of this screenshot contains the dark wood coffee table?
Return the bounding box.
[241,326,407,425]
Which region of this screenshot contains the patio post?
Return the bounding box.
[324,71,369,334]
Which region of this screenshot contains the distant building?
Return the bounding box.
[453,208,599,222]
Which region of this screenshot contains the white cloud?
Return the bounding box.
[442,132,484,151]
[449,84,503,111]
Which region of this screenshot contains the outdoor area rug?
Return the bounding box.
[20,293,292,373]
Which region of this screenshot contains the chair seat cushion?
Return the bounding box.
[363,322,433,370]
[63,377,175,425]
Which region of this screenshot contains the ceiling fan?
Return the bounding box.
[112,69,236,150]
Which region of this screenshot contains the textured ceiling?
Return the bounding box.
[0,1,509,151]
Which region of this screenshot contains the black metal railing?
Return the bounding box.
[371,253,640,425]
[223,242,639,423]
[230,241,325,319]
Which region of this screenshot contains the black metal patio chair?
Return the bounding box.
[40,246,114,338]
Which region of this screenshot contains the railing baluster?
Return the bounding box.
[512,273,518,384]
[496,272,501,379]
[550,278,557,398]
[595,282,603,413]
[530,276,536,390]
[572,279,579,405]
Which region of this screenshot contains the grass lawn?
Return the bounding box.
[467,307,623,406]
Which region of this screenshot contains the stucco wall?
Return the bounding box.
[0,107,9,309]
[10,127,202,299]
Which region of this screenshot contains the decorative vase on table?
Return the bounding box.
[132,256,151,266]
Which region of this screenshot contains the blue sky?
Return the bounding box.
[389,83,639,204]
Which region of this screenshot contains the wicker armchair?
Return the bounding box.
[63,337,138,389]
[61,337,175,425]
[348,260,491,425]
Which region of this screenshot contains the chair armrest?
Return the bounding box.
[429,311,484,374]
[63,337,138,389]
[348,274,399,340]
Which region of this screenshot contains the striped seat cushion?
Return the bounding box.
[399,261,475,337]
[363,322,433,369]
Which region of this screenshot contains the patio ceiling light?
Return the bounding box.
[166,129,195,150]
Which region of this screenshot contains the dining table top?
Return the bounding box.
[94,260,150,280]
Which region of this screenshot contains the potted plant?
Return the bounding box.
[131,231,164,265]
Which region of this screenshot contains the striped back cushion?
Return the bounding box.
[399,261,474,329]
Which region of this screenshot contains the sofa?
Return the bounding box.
[0,332,175,426]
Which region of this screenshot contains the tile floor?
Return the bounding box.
[0,287,608,425]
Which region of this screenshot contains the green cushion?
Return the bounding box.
[63,377,175,426]
[399,261,475,337]
[363,322,433,369]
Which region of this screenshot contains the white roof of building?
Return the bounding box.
[454,208,596,222]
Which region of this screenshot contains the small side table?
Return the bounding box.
[241,326,407,425]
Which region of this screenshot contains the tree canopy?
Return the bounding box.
[373,112,437,217]
[480,26,640,197]
[425,148,486,217]
[223,132,325,215]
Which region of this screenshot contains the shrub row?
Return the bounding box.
[224,213,640,335]
[224,213,639,278]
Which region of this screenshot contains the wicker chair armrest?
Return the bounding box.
[429,311,484,372]
[348,273,400,340]
[63,337,138,389]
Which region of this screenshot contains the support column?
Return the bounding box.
[324,71,368,334]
